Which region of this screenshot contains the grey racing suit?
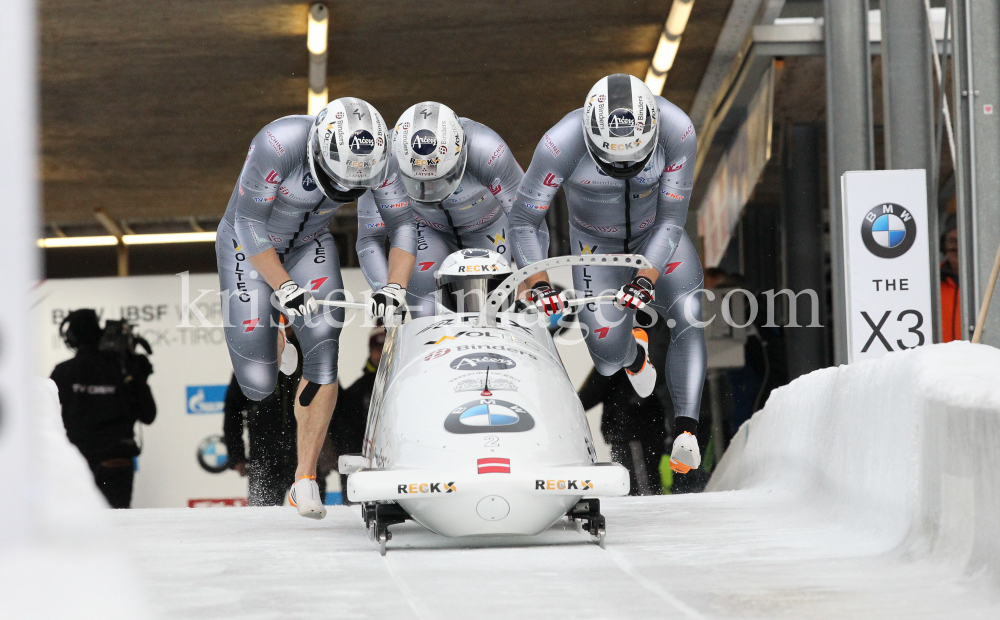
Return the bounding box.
[357,118,548,317]
[509,97,706,424]
[218,115,415,400]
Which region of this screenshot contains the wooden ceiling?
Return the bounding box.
[40,0,733,228]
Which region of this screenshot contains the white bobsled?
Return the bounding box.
[337,251,653,554]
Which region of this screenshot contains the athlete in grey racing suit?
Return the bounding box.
[357,118,548,316]
[218,115,414,400]
[509,97,706,429]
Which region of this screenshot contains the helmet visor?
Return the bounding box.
[437,273,505,313]
[400,148,468,203]
[586,139,655,180]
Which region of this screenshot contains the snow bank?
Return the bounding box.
[0,379,153,619]
[708,341,1000,586]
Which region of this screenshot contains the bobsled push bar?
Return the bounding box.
[476,253,650,327]
[345,463,630,503]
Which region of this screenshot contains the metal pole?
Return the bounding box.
[949,0,974,340]
[783,124,827,379]
[881,0,940,343]
[824,0,875,364]
[967,0,1000,346]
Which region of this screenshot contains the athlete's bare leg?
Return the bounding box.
[293,380,338,479]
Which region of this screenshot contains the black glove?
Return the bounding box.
[616,276,654,311]
[529,281,568,316]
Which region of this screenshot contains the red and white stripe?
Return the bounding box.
[477,457,510,474]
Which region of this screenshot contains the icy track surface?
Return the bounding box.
[111,498,998,620]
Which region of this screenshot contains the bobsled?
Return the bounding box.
[335,250,653,554]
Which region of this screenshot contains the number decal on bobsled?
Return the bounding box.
[484,435,499,447]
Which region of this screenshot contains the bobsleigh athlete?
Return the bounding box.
[217,98,416,519]
[357,101,548,316]
[509,74,707,475]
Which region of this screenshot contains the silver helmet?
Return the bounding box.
[582,74,659,180]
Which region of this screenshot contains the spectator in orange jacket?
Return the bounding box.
[941,214,961,342]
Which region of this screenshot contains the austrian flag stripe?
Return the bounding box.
[477,457,511,474]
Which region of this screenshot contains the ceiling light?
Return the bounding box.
[665,0,694,37]
[308,87,329,115]
[307,4,329,55]
[123,232,217,245]
[37,236,117,248]
[644,0,695,96]
[38,232,217,248]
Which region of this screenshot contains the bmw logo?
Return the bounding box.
[410,129,438,156]
[315,108,327,125]
[861,203,917,259]
[444,399,535,434]
[607,108,636,137]
[197,434,229,473]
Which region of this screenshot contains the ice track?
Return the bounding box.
[12,341,1000,619]
[111,493,997,620]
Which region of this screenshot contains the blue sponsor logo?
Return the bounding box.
[410,129,438,156]
[187,385,228,414]
[302,172,317,192]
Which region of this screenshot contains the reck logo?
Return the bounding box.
[535,479,593,490]
[242,318,260,332]
[397,482,456,494]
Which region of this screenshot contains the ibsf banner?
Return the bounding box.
[842,169,933,362]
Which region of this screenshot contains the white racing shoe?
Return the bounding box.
[670,432,702,474]
[278,325,298,375]
[625,328,657,398]
[289,476,326,519]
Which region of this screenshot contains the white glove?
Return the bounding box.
[369,284,408,323]
[275,280,317,317]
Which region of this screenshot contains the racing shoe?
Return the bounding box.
[625,328,656,398]
[289,476,326,519]
[670,431,702,474]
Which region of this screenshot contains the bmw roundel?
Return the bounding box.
[861,203,917,259]
[197,434,229,473]
[444,399,535,434]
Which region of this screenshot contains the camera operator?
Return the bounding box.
[50,309,157,508]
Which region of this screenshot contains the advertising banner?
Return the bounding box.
[32,270,377,507]
[842,170,933,363]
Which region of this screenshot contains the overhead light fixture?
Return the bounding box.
[307,4,329,114]
[37,236,117,248]
[644,0,695,96]
[307,3,329,55]
[308,87,329,116]
[38,232,217,248]
[123,232,217,245]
